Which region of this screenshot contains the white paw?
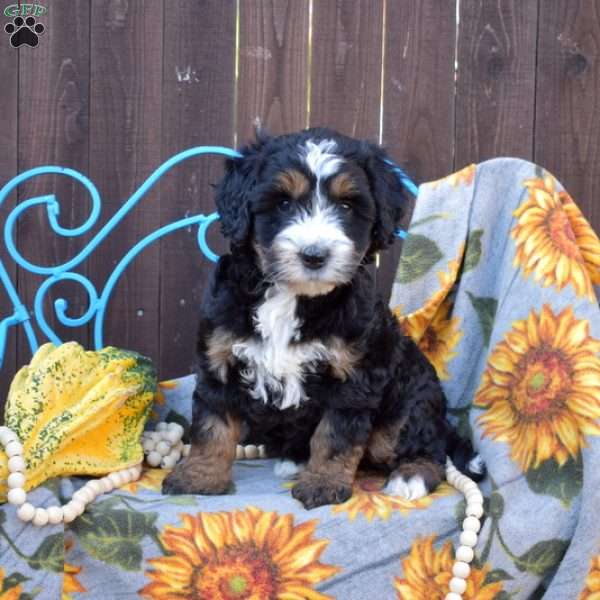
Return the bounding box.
[467,454,485,476]
[384,474,428,501]
[273,459,304,479]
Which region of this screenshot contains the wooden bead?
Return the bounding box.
[455,545,474,563]
[108,472,125,487]
[0,427,17,446]
[236,445,245,460]
[142,440,155,453]
[166,429,182,444]
[32,508,49,527]
[182,444,190,457]
[452,561,471,579]
[62,503,79,523]
[128,465,142,479]
[258,445,267,458]
[85,480,103,496]
[459,530,478,547]
[156,422,168,431]
[70,499,85,516]
[167,422,184,434]
[5,440,23,457]
[463,516,481,533]
[47,506,64,524]
[7,472,25,489]
[155,441,171,456]
[17,502,36,522]
[147,451,162,467]
[117,469,133,484]
[449,577,467,594]
[161,455,177,469]
[445,593,462,600]
[73,488,94,504]
[8,456,26,473]
[170,449,181,463]
[7,488,26,506]
[466,503,484,519]
[245,444,259,459]
[99,478,114,493]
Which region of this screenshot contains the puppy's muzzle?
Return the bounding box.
[299,245,330,270]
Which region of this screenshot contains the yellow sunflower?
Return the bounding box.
[512,175,600,301]
[140,507,340,600]
[429,164,476,189]
[394,536,503,599]
[475,304,600,471]
[332,476,454,522]
[0,568,22,600]
[121,467,169,494]
[579,553,600,599]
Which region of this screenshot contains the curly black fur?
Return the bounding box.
[163,128,485,507]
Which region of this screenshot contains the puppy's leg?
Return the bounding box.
[384,458,444,501]
[162,412,240,495]
[292,411,368,509]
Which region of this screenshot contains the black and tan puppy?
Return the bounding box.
[163,128,484,508]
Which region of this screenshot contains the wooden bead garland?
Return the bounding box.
[2,420,483,600]
[1,425,142,526]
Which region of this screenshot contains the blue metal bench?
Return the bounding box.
[0,147,416,370]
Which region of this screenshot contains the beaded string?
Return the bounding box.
[2,421,482,599]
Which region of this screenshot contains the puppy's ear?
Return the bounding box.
[362,144,409,255]
[215,135,267,246]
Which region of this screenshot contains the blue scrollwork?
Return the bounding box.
[0,145,416,371]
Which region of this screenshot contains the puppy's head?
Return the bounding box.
[215,128,407,296]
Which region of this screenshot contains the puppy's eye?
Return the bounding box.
[279,199,292,212]
[340,202,352,212]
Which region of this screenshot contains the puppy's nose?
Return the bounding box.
[299,245,330,270]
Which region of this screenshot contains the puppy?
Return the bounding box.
[163,127,485,508]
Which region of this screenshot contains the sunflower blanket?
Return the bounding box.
[1,158,600,599]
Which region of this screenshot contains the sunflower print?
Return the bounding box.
[120,467,169,494]
[394,535,503,599]
[140,507,340,600]
[475,304,600,471]
[429,164,476,189]
[512,175,600,301]
[332,476,454,522]
[0,568,22,600]
[579,553,600,599]
[401,298,463,380]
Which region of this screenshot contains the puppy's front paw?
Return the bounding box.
[291,474,352,509]
[162,462,233,496]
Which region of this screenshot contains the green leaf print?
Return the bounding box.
[467,292,498,347]
[484,568,514,584]
[72,508,158,570]
[525,453,583,507]
[2,572,29,593]
[463,229,484,272]
[514,539,569,576]
[27,533,64,572]
[396,234,443,283]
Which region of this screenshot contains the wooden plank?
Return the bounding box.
[88,0,163,361]
[237,0,310,142]
[159,0,236,380]
[17,0,90,366]
[455,0,538,166]
[379,0,457,300]
[309,0,384,138]
[535,1,600,229]
[0,34,18,410]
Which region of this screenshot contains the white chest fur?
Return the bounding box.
[231,285,329,410]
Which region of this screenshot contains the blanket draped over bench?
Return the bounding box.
[1,158,599,600]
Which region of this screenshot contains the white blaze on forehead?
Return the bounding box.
[303,139,344,184]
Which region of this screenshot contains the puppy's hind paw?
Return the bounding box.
[291,475,352,509]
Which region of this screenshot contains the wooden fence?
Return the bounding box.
[1,0,600,405]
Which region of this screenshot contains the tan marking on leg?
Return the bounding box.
[163,415,240,495]
[275,168,310,198]
[292,416,365,508]
[328,336,362,380]
[366,417,407,467]
[391,458,444,492]
[206,327,239,382]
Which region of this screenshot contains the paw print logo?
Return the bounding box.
[4,16,45,48]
